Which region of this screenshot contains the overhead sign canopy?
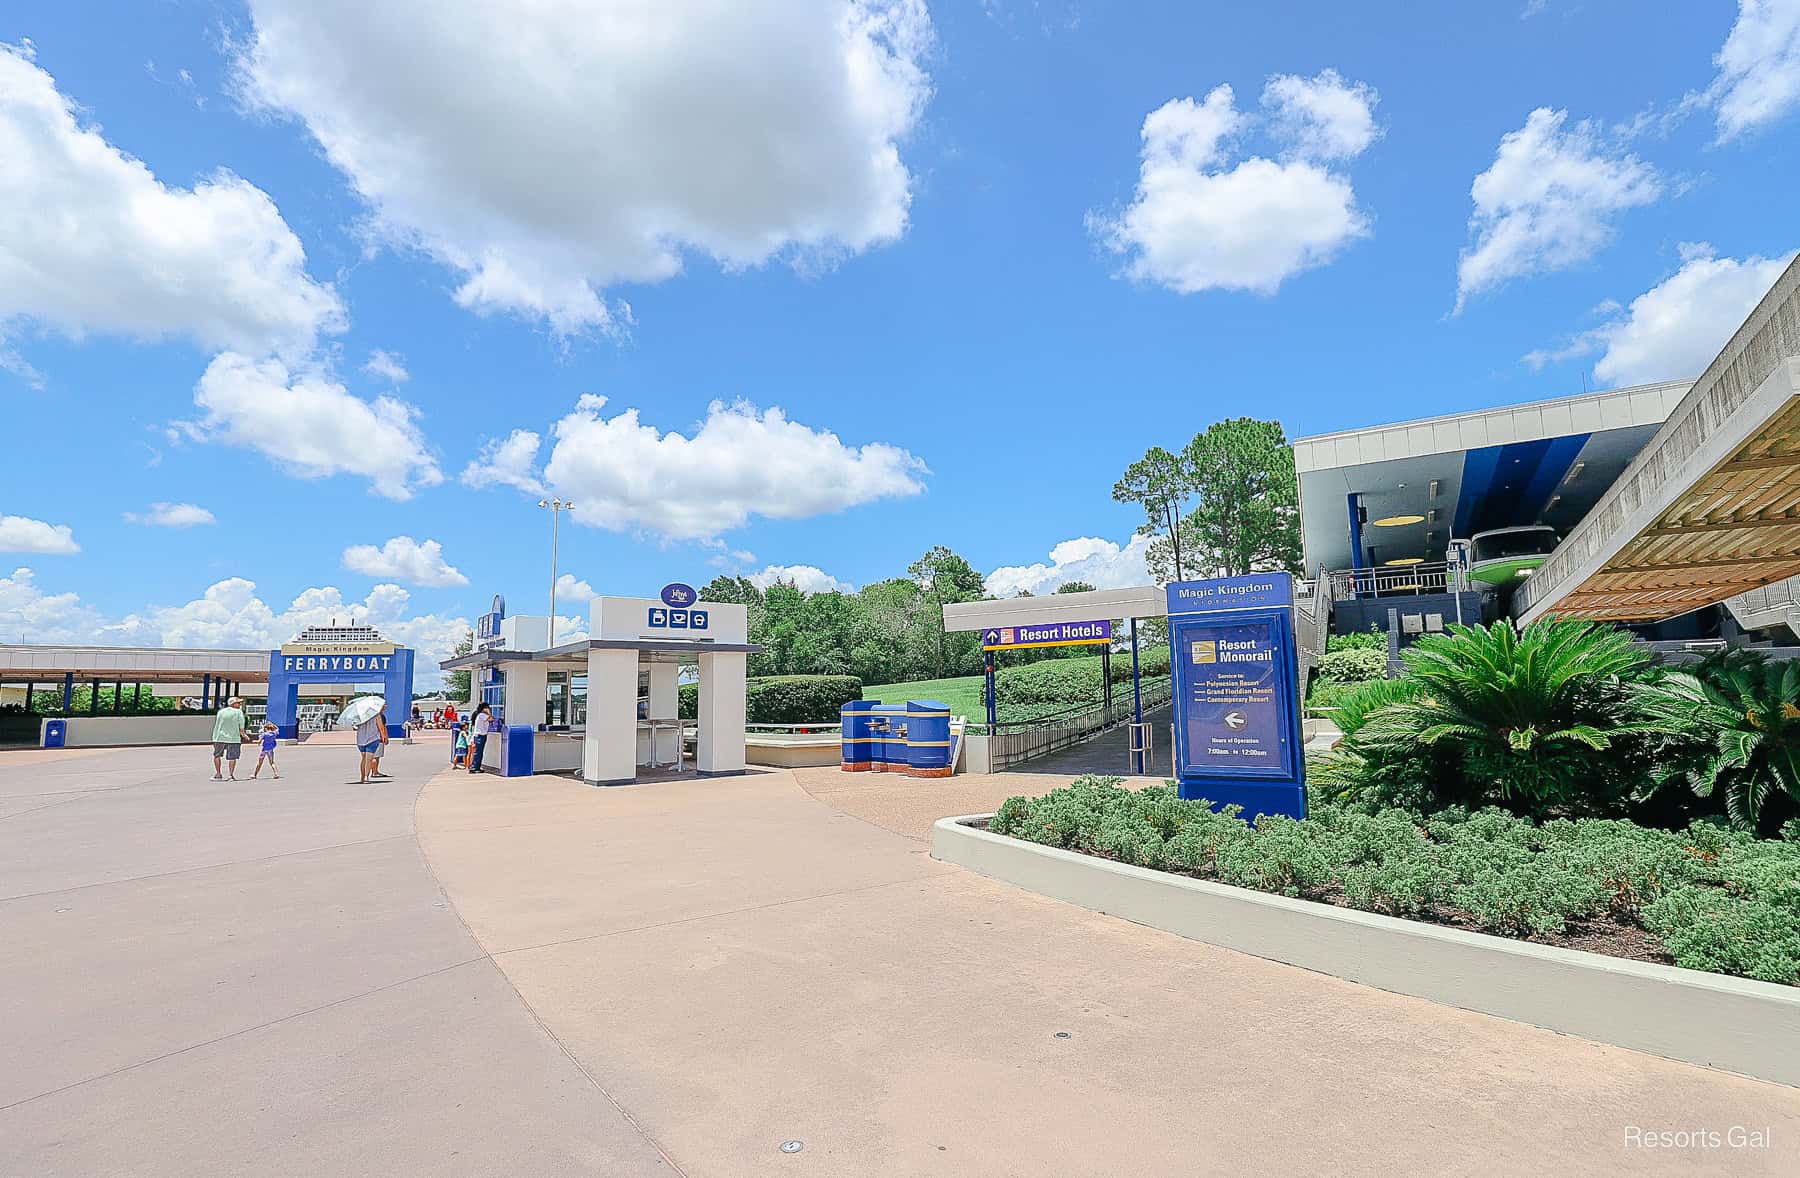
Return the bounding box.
[943,585,1166,634]
[981,619,1111,650]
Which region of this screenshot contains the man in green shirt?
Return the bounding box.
[211,696,247,781]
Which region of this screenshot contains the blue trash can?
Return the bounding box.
[502,724,535,777]
[42,719,66,749]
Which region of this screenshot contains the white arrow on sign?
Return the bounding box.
[984,629,1001,645]
[1224,710,1247,730]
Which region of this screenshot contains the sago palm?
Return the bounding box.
[1635,653,1800,832]
[1356,618,1649,813]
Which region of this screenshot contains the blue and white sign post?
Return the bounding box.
[1165,573,1306,821]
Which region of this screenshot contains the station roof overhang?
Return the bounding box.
[1517,257,1800,624]
[439,638,764,670]
[0,644,271,682]
[943,585,1166,633]
[1293,382,1689,571]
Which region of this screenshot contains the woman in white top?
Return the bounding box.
[468,702,493,773]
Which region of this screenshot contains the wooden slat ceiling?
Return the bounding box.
[1549,397,1800,622]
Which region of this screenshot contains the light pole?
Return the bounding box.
[537,498,574,647]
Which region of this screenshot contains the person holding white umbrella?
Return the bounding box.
[340,696,389,784]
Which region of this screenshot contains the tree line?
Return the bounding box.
[440,416,1302,692]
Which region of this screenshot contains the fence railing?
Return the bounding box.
[984,678,1175,772]
[1323,560,1463,599]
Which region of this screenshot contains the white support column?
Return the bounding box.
[584,648,638,785]
[646,659,680,766]
[500,661,548,729]
[695,651,747,774]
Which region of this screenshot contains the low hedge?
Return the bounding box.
[988,776,1800,985]
[995,647,1171,708]
[1315,647,1387,685]
[677,674,863,724]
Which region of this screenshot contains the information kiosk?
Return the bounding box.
[1165,573,1307,821]
[439,584,759,786]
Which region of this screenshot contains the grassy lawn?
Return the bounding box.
[862,675,986,718]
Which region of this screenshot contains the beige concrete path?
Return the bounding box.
[417,766,1800,1177]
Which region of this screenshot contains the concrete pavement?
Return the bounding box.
[5,744,1798,1176]
[419,766,1800,1177]
[0,741,674,1177]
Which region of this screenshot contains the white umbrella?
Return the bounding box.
[337,695,386,729]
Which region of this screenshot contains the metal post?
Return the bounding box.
[201,673,211,710]
[1101,647,1112,713]
[538,497,575,649]
[1130,617,1144,773]
[113,679,122,714]
[89,680,99,715]
[133,682,143,711]
[62,672,73,712]
[984,659,997,730]
[23,680,34,715]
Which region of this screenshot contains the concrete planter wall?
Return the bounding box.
[50,715,220,748]
[933,814,1800,1088]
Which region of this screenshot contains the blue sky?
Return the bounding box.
[2,0,1797,676]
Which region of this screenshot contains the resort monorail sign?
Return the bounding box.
[1165,572,1306,821]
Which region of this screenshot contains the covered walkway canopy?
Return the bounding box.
[0,643,267,710]
[1517,256,1800,623]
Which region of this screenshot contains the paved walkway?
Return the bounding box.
[1012,701,1172,777]
[4,747,1798,1175]
[0,741,672,1176]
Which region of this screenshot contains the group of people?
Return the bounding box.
[205,696,490,783]
[208,697,279,781]
[415,703,460,729]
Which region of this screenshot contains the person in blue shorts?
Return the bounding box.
[355,704,388,784]
[250,721,280,779]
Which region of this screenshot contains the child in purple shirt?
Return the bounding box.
[251,722,280,779]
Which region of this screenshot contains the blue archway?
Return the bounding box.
[266,647,415,739]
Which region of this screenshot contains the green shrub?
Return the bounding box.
[1315,647,1387,685]
[677,674,862,723]
[1643,888,1800,984]
[1327,629,1386,654]
[985,776,1800,985]
[994,648,1171,708]
[1634,651,1800,834]
[1344,619,1654,819]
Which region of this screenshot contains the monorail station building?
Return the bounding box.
[1293,255,1800,649]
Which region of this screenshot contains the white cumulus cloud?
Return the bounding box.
[233,0,934,335]
[460,429,546,495]
[1707,0,1800,142]
[1091,71,1380,296]
[554,573,596,603]
[342,536,468,587]
[985,534,1154,598]
[1455,108,1661,310]
[748,564,855,594]
[124,502,215,528]
[183,352,443,500]
[363,349,409,383]
[0,513,79,554]
[1524,244,1796,386]
[0,42,342,361]
[464,395,927,540]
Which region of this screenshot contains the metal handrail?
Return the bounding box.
[1324,560,1461,599]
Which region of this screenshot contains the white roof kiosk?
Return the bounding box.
[439,589,758,786]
